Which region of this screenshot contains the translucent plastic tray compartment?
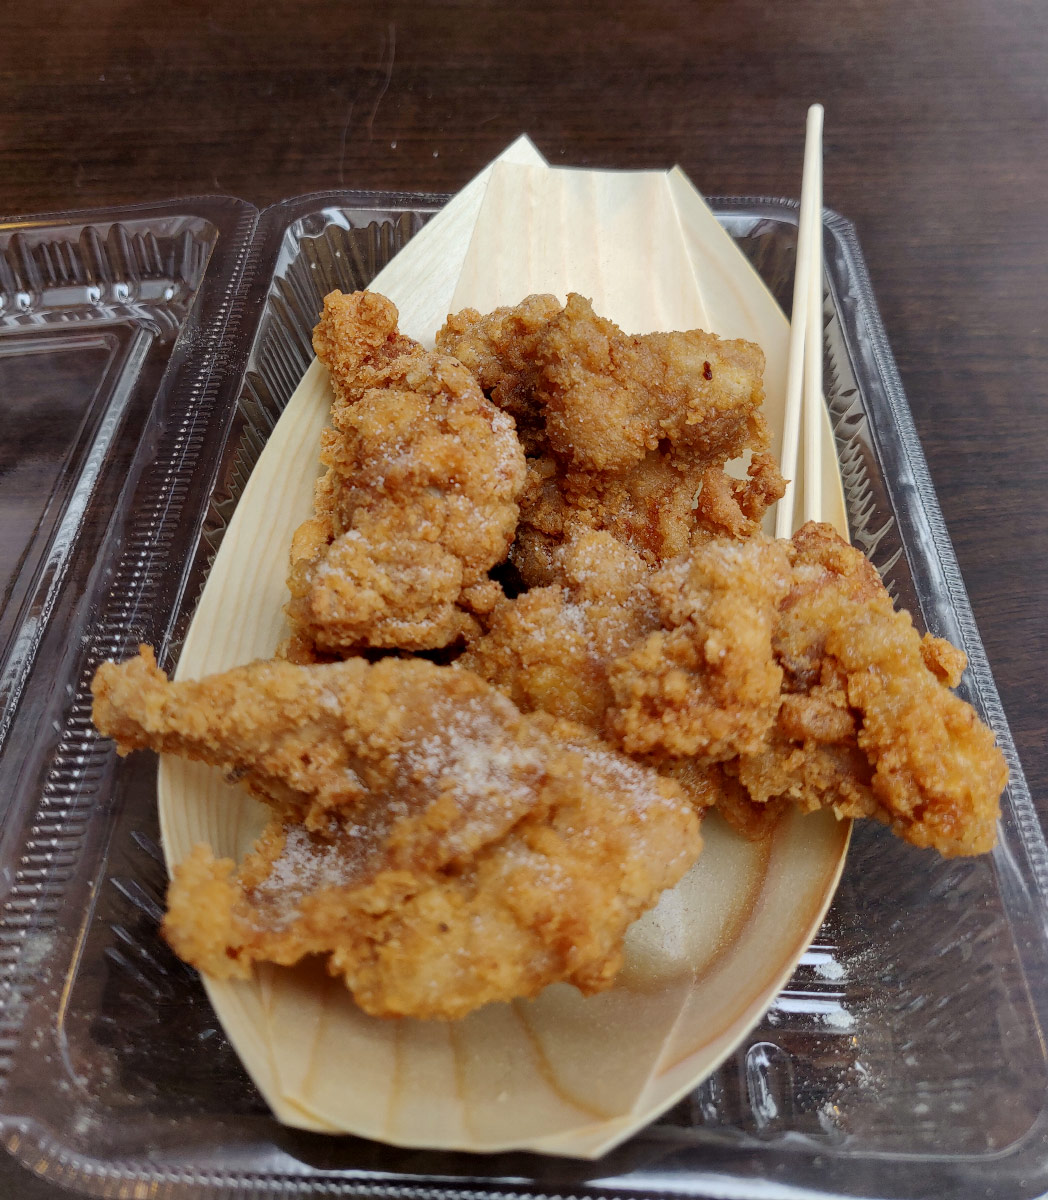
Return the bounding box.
[0,192,1045,1200]
[0,324,143,617]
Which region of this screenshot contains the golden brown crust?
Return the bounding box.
[607,538,792,760]
[310,289,419,404]
[288,291,527,654]
[460,530,659,729]
[459,520,1007,857]
[93,649,701,1019]
[744,523,1004,855]
[920,632,967,687]
[439,292,769,474]
[438,292,784,579]
[435,293,561,457]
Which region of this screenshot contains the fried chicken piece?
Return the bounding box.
[720,524,1005,855]
[657,758,787,840]
[286,291,527,655]
[607,537,792,760]
[92,648,701,1019]
[438,293,784,584]
[647,526,1004,854]
[460,531,659,727]
[439,293,770,474]
[540,298,768,472]
[94,648,539,851]
[509,444,785,588]
[461,532,782,832]
[598,524,1003,855]
[693,452,788,541]
[311,288,420,406]
[436,293,561,456]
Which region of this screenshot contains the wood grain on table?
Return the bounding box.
[1,1,1046,1195]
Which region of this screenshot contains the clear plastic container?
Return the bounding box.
[0,190,1045,1199]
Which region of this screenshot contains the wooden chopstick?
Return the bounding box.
[802,104,824,525]
[775,103,825,538]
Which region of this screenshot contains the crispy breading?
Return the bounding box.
[509,448,710,584]
[311,288,420,407]
[92,648,701,1019]
[728,524,1005,855]
[461,520,1007,857]
[460,530,791,829]
[539,298,768,473]
[460,531,659,727]
[435,293,560,456]
[693,452,788,541]
[508,449,785,589]
[287,291,527,655]
[437,293,784,582]
[608,537,792,760]
[439,293,770,473]
[657,758,788,841]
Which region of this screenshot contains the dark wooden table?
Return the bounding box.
[2,1,1046,1195]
